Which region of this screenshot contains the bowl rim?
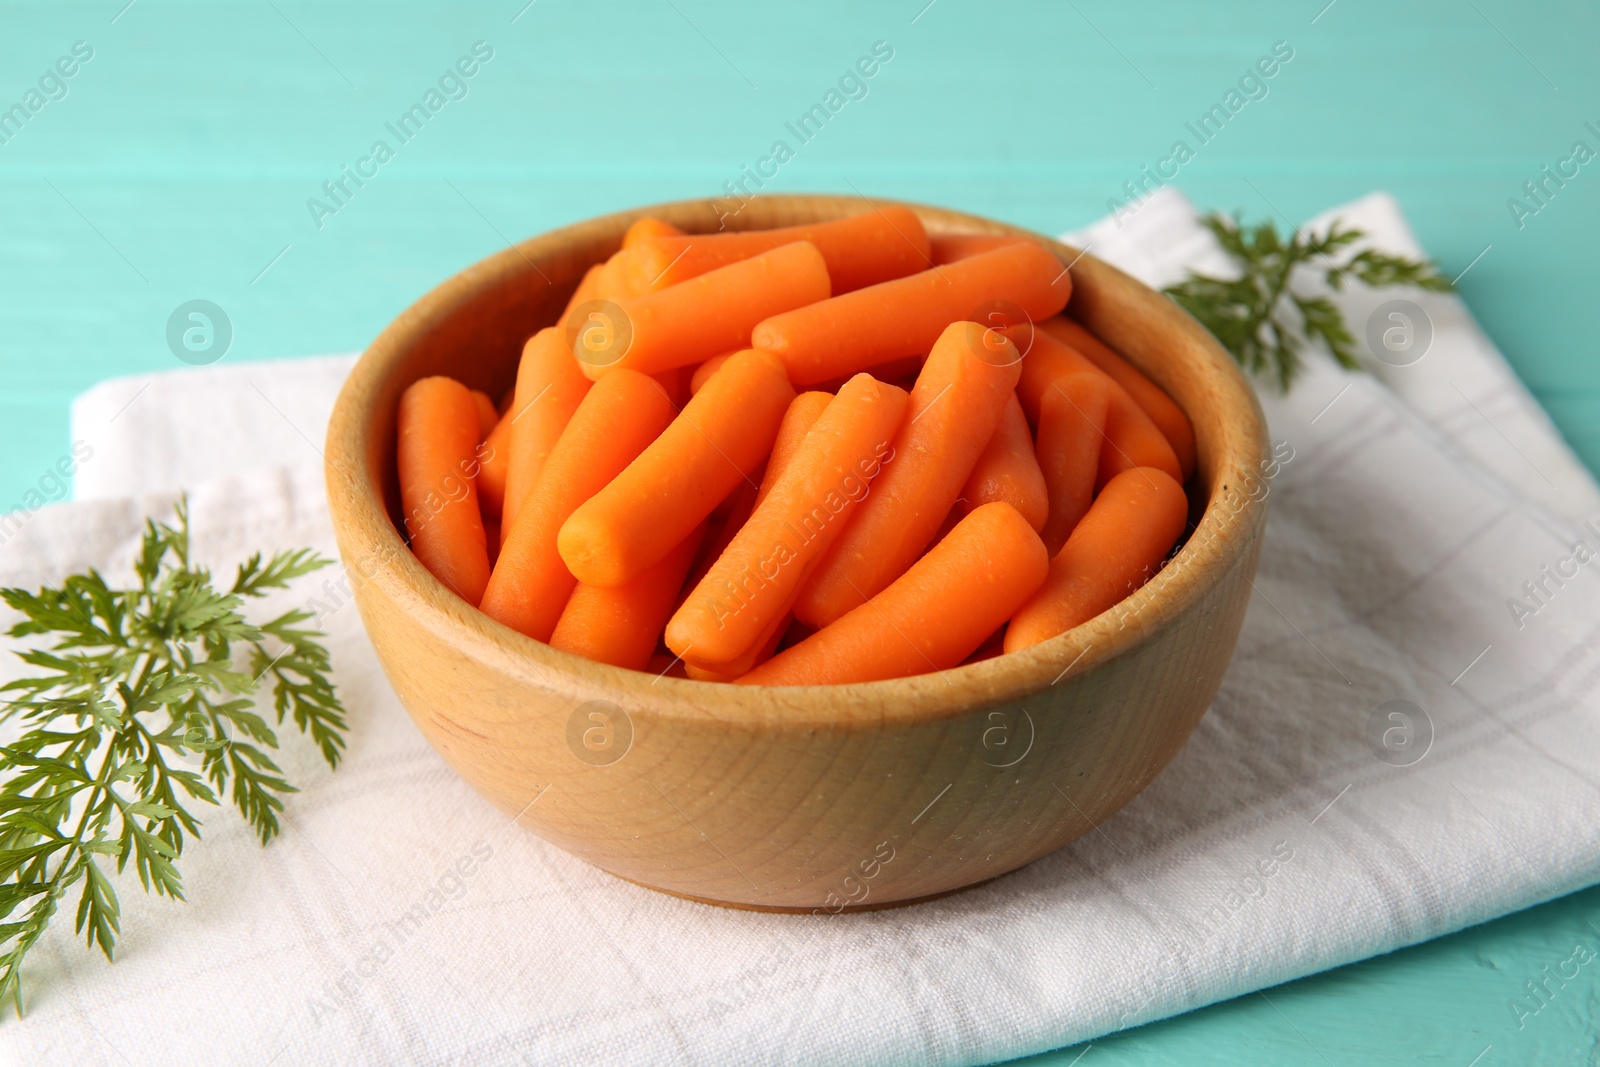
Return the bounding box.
[324,193,1270,730]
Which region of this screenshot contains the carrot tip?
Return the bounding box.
[566,299,634,372]
[966,303,1034,366]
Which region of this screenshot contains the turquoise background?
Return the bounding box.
[3,0,1598,1061]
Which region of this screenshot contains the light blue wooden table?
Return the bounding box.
[3,1,1597,1062]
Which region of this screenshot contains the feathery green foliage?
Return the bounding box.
[0,500,345,1017]
[1164,213,1454,390]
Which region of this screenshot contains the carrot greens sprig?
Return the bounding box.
[0,500,345,1017]
[1164,213,1454,390]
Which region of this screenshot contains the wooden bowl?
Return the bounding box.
[324,195,1269,912]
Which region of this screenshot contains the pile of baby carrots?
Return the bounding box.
[394,205,1196,687]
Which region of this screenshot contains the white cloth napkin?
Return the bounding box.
[8,190,1600,1066]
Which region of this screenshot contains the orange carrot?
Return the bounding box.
[929,502,964,547]
[690,564,823,679]
[626,205,930,294]
[592,249,642,303]
[684,662,736,682]
[930,232,1026,265]
[962,626,1007,665]
[675,392,834,676]
[578,242,831,380]
[477,416,511,519]
[550,523,706,670]
[756,391,833,507]
[960,393,1047,532]
[1093,387,1182,490]
[470,390,499,438]
[666,375,907,666]
[681,477,760,609]
[1013,330,1181,488]
[622,216,684,248]
[689,353,733,395]
[1004,466,1188,652]
[739,502,1048,686]
[479,370,676,641]
[1010,327,1100,421]
[560,349,795,587]
[679,391,831,677]
[502,327,594,535]
[708,463,756,523]
[561,264,606,325]
[752,241,1071,385]
[1037,373,1110,555]
[1041,316,1195,478]
[796,322,1022,627]
[683,616,786,680]
[397,376,493,605]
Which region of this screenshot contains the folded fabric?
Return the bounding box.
[71,352,355,503]
[5,190,1598,1066]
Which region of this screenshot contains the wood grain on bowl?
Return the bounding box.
[324,195,1270,912]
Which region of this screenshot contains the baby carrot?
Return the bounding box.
[579,241,831,380]
[479,370,676,642]
[963,627,1007,665]
[592,249,643,303]
[1037,373,1110,556]
[476,416,511,519]
[1004,466,1188,652]
[681,477,760,609]
[502,327,594,533]
[930,232,1026,265]
[1013,330,1181,488]
[1010,327,1102,420]
[622,216,684,248]
[470,390,499,438]
[626,204,930,294]
[1040,316,1195,478]
[561,264,606,324]
[687,598,812,682]
[684,614,786,681]
[960,393,1047,532]
[688,353,733,395]
[676,392,833,673]
[739,502,1048,686]
[751,241,1071,386]
[1094,388,1183,490]
[550,523,706,670]
[679,391,830,673]
[756,391,833,507]
[686,663,740,681]
[559,349,795,587]
[666,374,907,666]
[397,376,493,606]
[929,502,964,547]
[796,322,1021,627]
